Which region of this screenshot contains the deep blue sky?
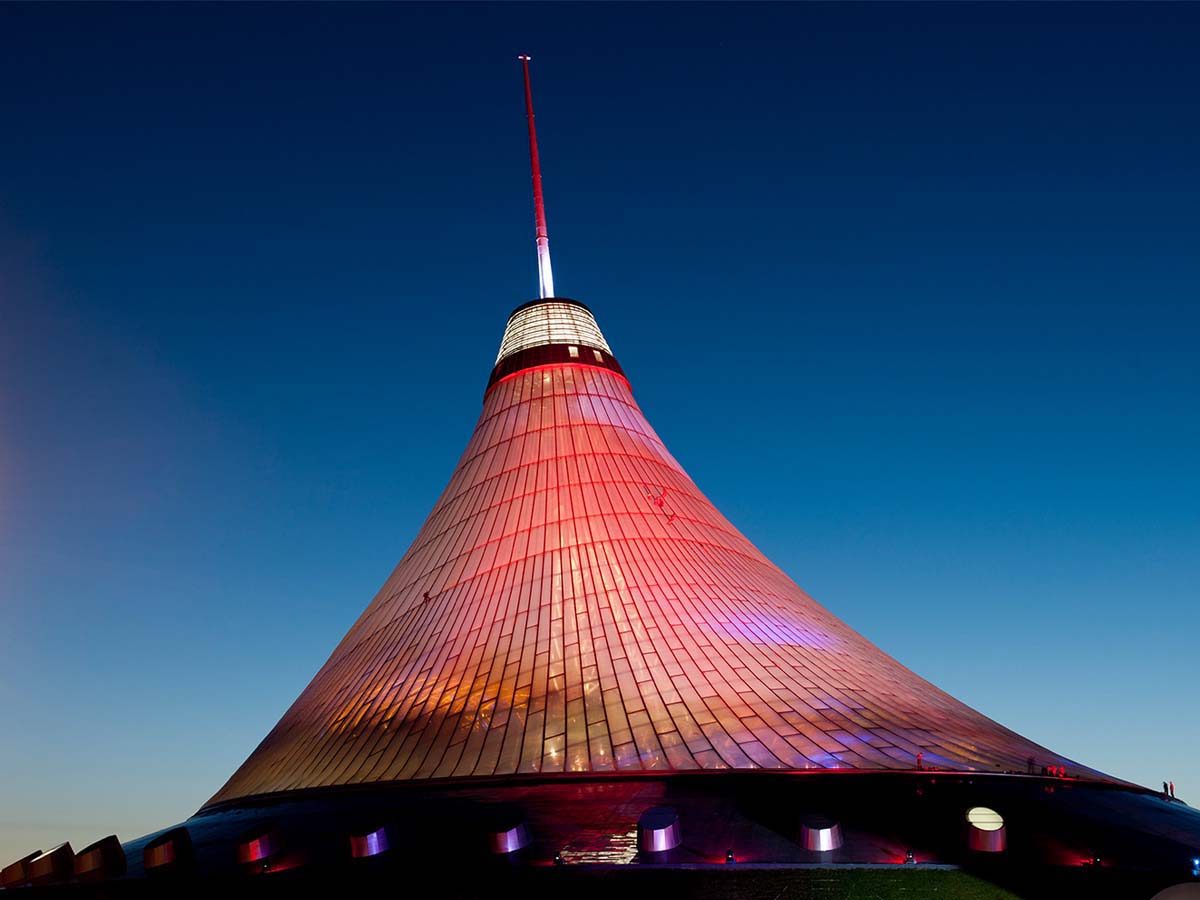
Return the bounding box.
[2,3,1198,861]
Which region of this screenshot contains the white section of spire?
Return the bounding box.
[537,238,555,299]
[495,301,612,364]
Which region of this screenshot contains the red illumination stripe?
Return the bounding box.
[487,361,631,395]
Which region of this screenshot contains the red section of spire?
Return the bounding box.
[518,55,555,298]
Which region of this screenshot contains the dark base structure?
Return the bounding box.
[7,772,1199,898]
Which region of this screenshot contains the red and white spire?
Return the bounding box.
[519,55,555,299]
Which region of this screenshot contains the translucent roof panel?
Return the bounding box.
[495,300,612,364]
[205,300,1114,810]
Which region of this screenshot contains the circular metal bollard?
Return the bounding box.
[800,816,843,851]
[349,825,390,859]
[488,821,532,854]
[143,827,194,875]
[484,805,533,854]
[237,824,283,866]
[966,806,1007,852]
[74,835,126,881]
[637,806,682,853]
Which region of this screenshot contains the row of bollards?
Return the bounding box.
[0,803,1012,886]
[0,835,126,887]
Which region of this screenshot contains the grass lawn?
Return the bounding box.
[513,866,1028,899]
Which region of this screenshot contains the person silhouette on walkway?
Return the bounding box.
[1164,781,1170,797]
[1170,781,1176,798]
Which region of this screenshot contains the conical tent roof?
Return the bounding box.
[207,299,1100,808]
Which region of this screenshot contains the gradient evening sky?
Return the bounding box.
[2,3,1197,862]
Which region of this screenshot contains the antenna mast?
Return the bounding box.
[518,55,555,299]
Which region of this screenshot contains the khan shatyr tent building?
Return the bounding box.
[6,59,1200,900]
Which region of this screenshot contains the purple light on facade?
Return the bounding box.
[236,827,281,865]
[350,828,389,859]
[240,838,269,863]
[714,612,840,651]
